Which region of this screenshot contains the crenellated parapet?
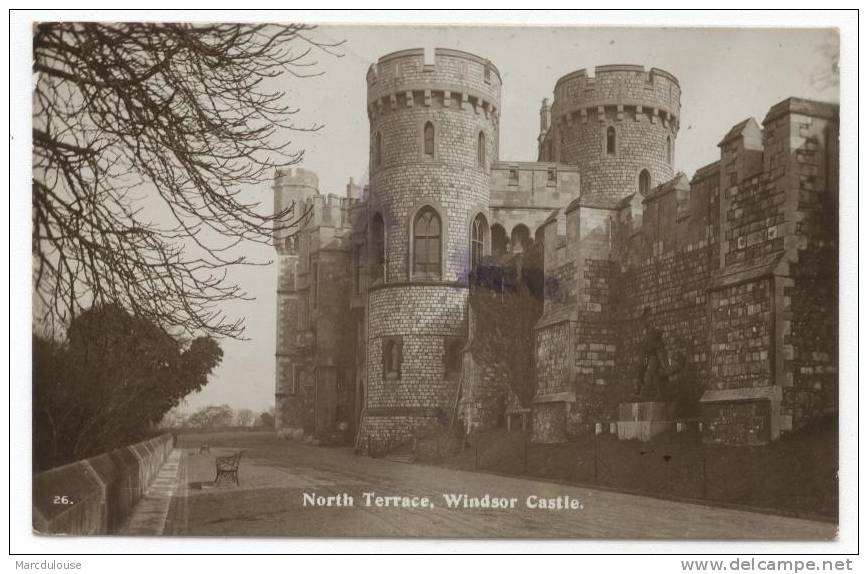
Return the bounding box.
[273,167,319,254]
[551,65,681,131]
[367,48,501,123]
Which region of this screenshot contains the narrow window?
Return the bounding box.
[606,126,616,156]
[547,168,557,183]
[666,135,672,164]
[371,213,385,282]
[477,131,486,168]
[508,168,518,182]
[444,338,464,379]
[413,207,441,277]
[471,214,487,270]
[639,169,651,196]
[424,122,435,156]
[383,338,402,379]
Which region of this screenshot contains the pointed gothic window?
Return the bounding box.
[413,207,441,277]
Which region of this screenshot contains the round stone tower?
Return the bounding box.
[361,48,502,445]
[549,65,680,204]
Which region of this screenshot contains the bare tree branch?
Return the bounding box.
[32,22,342,339]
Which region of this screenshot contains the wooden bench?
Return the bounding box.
[214,450,245,486]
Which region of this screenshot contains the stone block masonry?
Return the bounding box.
[531,96,837,445]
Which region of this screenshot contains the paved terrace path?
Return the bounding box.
[162,432,836,539]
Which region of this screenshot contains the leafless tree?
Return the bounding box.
[32,22,342,338]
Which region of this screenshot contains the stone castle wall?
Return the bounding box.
[532,97,838,445]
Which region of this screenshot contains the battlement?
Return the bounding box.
[550,64,681,128]
[300,193,357,231]
[367,47,501,121]
[273,167,319,191]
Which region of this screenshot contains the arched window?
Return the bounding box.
[371,213,385,282]
[639,169,651,196]
[424,122,435,156]
[606,126,616,156]
[471,214,487,270]
[477,131,486,168]
[375,132,382,167]
[413,207,441,277]
[666,135,672,164]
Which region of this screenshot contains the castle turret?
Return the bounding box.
[273,167,319,255]
[360,47,502,444]
[546,65,681,204]
[272,167,319,431]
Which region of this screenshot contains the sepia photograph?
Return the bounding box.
[10,8,859,563]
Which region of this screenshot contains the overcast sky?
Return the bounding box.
[180,24,838,415]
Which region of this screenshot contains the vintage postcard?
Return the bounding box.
[24,15,848,549]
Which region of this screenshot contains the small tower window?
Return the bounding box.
[477,131,486,168]
[606,126,616,156]
[424,122,435,156]
[383,337,402,379]
[666,135,672,164]
[639,169,651,196]
[413,207,441,278]
[444,338,464,379]
[471,213,487,270]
